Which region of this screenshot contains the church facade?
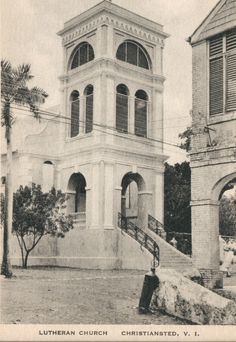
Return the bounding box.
[1,0,169,269]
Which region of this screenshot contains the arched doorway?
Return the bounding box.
[213,173,236,283]
[192,171,236,288]
[67,173,87,221]
[121,172,146,228]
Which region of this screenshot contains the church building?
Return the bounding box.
[1,0,174,269]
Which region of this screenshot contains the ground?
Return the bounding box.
[1,266,235,325]
[1,267,191,325]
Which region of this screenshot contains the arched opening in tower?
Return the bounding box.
[67,172,87,223]
[121,172,146,227]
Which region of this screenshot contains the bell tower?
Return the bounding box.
[57,0,169,268]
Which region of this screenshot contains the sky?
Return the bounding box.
[1,0,219,163]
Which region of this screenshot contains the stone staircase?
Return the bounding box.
[118,213,159,263]
[118,213,193,271]
[147,228,193,270]
[147,214,193,270]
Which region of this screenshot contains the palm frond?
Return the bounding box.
[1,102,13,128]
[1,59,14,99]
[13,86,48,118]
[30,87,48,102]
[13,86,32,105]
[12,64,34,85]
[1,59,12,73]
[28,87,48,118]
[1,60,48,122]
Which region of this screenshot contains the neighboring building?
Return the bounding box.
[2,0,178,269]
[188,0,236,288]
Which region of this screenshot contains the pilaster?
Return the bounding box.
[191,199,220,271]
[105,75,116,144]
[129,96,135,134]
[137,191,153,229]
[154,171,164,223]
[103,162,115,229]
[151,88,163,142]
[90,162,101,229]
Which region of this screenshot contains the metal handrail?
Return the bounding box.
[118,213,159,263]
[148,214,166,240]
[148,214,192,256]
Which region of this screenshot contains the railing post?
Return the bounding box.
[144,234,148,248]
[124,216,128,230]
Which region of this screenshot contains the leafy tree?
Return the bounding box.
[1,184,74,269]
[219,195,236,237]
[164,161,191,233]
[164,161,191,254]
[178,126,193,152]
[1,60,48,277]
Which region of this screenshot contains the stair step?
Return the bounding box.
[118,213,194,271]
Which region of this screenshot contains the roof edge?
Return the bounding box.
[188,0,226,45]
[57,0,169,38]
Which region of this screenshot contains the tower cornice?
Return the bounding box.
[58,57,165,90]
[58,2,169,46]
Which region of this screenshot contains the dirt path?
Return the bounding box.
[1,267,189,325]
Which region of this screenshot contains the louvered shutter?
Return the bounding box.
[226,54,236,111]
[226,30,236,111]
[209,35,223,57]
[138,49,149,69]
[116,93,128,133]
[135,98,147,137]
[71,51,79,69]
[88,45,94,61]
[71,99,80,137]
[226,29,236,52]
[127,42,138,65]
[85,94,93,133]
[209,57,224,115]
[80,44,87,66]
[209,35,224,115]
[116,43,126,62]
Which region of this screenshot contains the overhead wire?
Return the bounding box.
[1,80,192,123]
[1,82,190,155]
[1,114,186,157]
[6,103,187,152]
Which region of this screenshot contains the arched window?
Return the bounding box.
[70,42,94,70]
[116,84,129,133]
[42,161,54,192]
[70,90,80,137]
[67,172,87,216]
[116,41,150,70]
[84,85,94,133]
[135,90,148,137]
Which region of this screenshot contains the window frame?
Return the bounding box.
[70,42,95,70]
[116,40,151,70]
[116,84,129,134]
[84,85,94,134]
[209,30,236,117]
[134,90,149,138]
[70,91,80,138]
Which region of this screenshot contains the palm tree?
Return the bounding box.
[1,60,48,277]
